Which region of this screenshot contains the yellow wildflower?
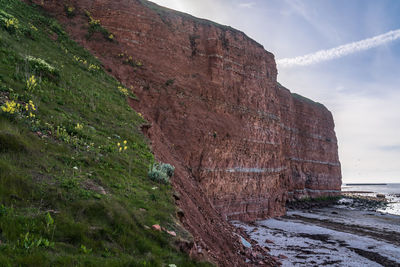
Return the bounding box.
[31,25,38,31]
[1,101,17,114]
[26,75,37,92]
[88,64,99,71]
[29,100,36,111]
[124,146,127,150]
[123,140,127,145]
[118,86,129,96]
[5,18,19,29]
[75,123,83,130]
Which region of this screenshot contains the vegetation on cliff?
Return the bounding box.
[0,0,210,266]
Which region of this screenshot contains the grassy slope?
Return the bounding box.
[0,0,209,266]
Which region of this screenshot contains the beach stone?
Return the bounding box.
[152,224,161,231]
[167,230,177,237]
[262,246,270,252]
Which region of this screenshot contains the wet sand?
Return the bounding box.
[233,206,400,266]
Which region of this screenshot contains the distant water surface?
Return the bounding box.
[342,183,400,216]
[342,183,400,194]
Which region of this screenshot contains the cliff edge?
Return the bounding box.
[32,0,341,265]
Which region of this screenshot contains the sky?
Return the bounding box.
[150,0,400,183]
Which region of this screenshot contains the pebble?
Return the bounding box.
[152,224,161,231]
[167,230,177,237]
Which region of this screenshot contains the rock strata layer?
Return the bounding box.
[34,0,341,265]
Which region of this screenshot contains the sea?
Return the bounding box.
[342,183,400,216]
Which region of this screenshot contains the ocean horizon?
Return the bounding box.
[342,183,400,195]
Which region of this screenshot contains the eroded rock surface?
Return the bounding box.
[33,0,341,265]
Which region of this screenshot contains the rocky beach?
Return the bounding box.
[233,194,400,266]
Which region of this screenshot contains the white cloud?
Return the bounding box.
[238,2,255,8]
[277,29,400,68]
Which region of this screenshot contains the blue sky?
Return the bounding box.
[150,0,400,183]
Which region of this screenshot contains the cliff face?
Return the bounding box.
[33,0,341,264]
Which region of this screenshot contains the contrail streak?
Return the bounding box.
[277,29,400,68]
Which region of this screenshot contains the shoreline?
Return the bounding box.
[233,195,400,266]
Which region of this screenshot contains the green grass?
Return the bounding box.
[0,0,210,266]
[276,82,325,108]
[291,93,324,108]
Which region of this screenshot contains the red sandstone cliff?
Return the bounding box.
[32,0,341,265]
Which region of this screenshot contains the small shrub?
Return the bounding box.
[5,17,18,33]
[54,125,79,145]
[88,64,100,71]
[85,11,114,41]
[107,33,114,41]
[0,204,9,217]
[160,163,175,177]
[65,5,76,18]
[148,168,168,184]
[118,86,129,96]
[45,212,54,229]
[50,20,65,36]
[80,244,92,254]
[148,162,175,184]
[74,123,83,131]
[121,54,143,68]
[26,56,60,81]
[0,10,19,34]
[18,232,54,250]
